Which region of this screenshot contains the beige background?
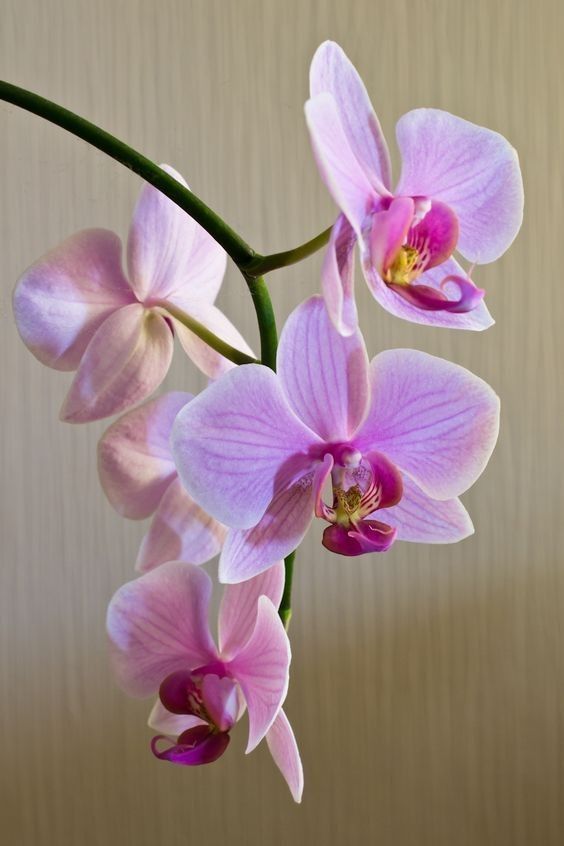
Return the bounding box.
[1,1,562,844]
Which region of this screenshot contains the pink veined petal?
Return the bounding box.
[219,476,317,584]
[361,253,494,331]
[377,474,474,543]
[170,301,255,380]
[135,477,227,573]
[321,214,359,337]
[13,229,135,371]
[277,296,370,442]
[98,391,191,519]
[60,304,174,423]
[226,596,291,753]
[310,41,392,193]
[395,109,524,263]
[218,561,285,658]
[305,93,377,237]
[106,561,218,698]
[172,364,322,529]
[353,349,500,500]
[127,164,227,303]
[266,709,304,803]
[148,699,205,736]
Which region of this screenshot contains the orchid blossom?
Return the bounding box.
[98,391,226,572]
[172,296,500,583]
[107,560,303,802]
[13,164,253,422]
[305,41,524,334]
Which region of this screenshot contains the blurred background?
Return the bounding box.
[1,1,562,844]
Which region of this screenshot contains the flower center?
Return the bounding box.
[384,244,422,286]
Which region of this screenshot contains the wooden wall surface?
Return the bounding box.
[1,1,562,843]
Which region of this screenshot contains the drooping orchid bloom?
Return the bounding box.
[98,391,226,573]
[172,296,499,583]
[13,165,253,422]
[305,41,524,334]
[107,560,303,802]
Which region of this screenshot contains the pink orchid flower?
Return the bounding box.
[107,560,303,802]
[172,296,499,583]
[13,165,253,422]
[305,41,524,334]
[98,391,226,573]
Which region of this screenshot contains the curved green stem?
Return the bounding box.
[0,81,256,267]
[242,225,332,277]
[243,274,278,370]
[278,551,296,630]
[154,301,257,366]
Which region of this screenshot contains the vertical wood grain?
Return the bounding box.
[1,1,562,843]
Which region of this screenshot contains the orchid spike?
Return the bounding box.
[305,41,523,334]
[13,164,253,422]
[107,560,303,802]
[98,391,226,572]
[172,296,500,583]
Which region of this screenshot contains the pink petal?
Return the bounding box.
[378,475,474,543]
[353,349,500,500]
[395,109,523,263]
[13,229,134,371]
[266,709,304,803]
[127,164,227,303]
[218,561,285,658]
[226,596,291,753]
[305,93,376,236]
[106,562,217,698]
[362,253,494,331]
[172,364,322,529]
[310,41,392,193]
[148,699,205,736]
[219,477,317,584]
[60,304,174,423]
[277,296,370,442]
[321,214,359,337]
[171,301,254,380]
[136,477,227,573]
[98,391,191,519]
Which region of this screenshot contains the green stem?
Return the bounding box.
[243,274,278,370]
[0,81,256,267]
[154,301,257,366]
[242,226,333,277]
[279,551,296,630]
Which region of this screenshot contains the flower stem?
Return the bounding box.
[0,81,256,268]
[278,551,296,630]
[242,226,333,277]
[242,274,278,370]
[154,301,258,367]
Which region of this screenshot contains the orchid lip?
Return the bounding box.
[315,450,403,556]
